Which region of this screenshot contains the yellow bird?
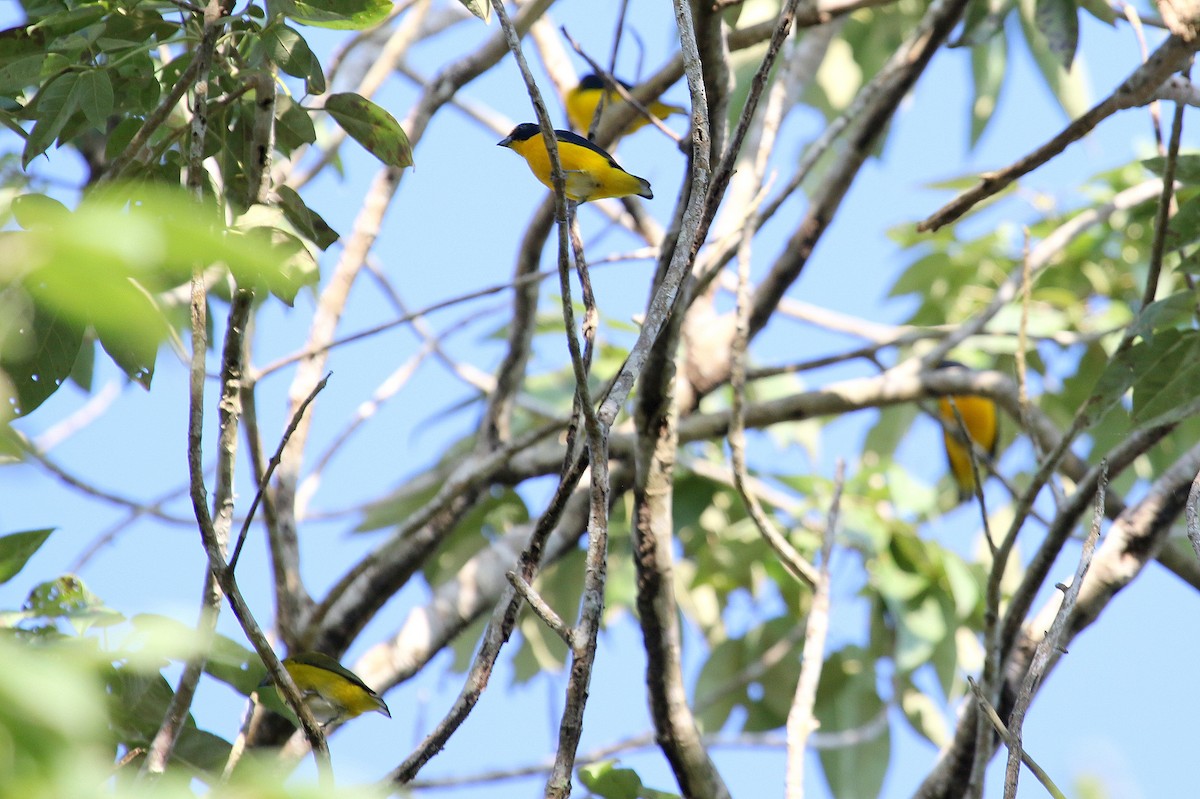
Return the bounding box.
[565,73,686,136]
[265,652,391,727]
[936,360,999,502]
[498,123,652,202]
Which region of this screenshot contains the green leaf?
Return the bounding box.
[71,68,113,128]
[815,646,890,799]
[1131,291,1197,337]
[0,31,47,95]
[0,288,85,416]
[1128,331,1200,427]
[8,575,123,634]
[94,278,164,389]
[579,760,644,799]
[275,94,318,151]
[0,528,53,584]
[324,92,413,169]
[457,0,493,22]
[898,676,952,747]
[11,192,70,226]
[694,635,744,731]
[23,71,82,166]
[1167,194,1200,248]
[1089,327,1200,432]
[1034,0,1079,69]
[1077,0,1116,24]
[864,403,920,466]
[1018,0,1089,118]
[1143,154,1200,184]
[106,667,184,742]
[261,24,326,95]
[128,614,262,694]
[695,616,805,733]
[230,204,320,305]
[173,725,233,777]
[68,334,95,392]
[0,635,110,773]
[276,185,338,249]
[276,0,393,29]
[954,0,1014,47]
[969,29,1006,147]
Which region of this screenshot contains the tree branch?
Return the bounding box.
[918,34,1199,232]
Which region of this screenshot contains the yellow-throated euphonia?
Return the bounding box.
[498,123,653,203]
[936,360,999,502]
[565,73,687,136]
[264,652,390,726]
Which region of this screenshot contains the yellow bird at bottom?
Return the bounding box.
[936,360,999,503]
[265,652,391,727]
[565,73,686,136]
[497,123,653,203]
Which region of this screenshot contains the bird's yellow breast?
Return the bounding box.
[286,661,385,720]
[506,134,648,202]
[938,394,998,497]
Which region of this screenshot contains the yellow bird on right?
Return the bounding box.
[936,360,999,503]
[565,73,686,136]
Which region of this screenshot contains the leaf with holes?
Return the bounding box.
[325,92,413,169]
[0,291,84,416]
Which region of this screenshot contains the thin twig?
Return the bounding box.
[169,2,330,772]
[1141,83,1189,310]
[1186,468,1200,562]
[228,373,331,572]
[966,678,1068,799]
[1003,463,1105,798]
[493,2,613,792]
[252,238,587,381]
[387,451,593,785]
[561,29,685,143]
[727,189,818,585]
[139,3,234,779]
[506,570,574,647]
[919,34,1198,232]
[786,460,842,799]
[945,398,994,550]
[921,179,1167,372]
[16,438,193,525]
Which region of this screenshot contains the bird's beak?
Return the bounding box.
[497,135,513,148]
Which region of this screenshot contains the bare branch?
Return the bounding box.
[918,35,1199,232]
[1002,464,1105,798]
[966,678,1068,799]
[506,570,573,647]
[786,460,843,799]
[229,373,331,572]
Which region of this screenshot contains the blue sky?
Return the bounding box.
[3,1,1197,797]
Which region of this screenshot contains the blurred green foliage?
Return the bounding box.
[0,530,386,798]
[0,0,411,421]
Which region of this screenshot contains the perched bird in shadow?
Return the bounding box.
[498,123,652,202]
[565,73,686,136]
[262,652,391,727]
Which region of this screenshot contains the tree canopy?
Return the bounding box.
[2,0,1200,797]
